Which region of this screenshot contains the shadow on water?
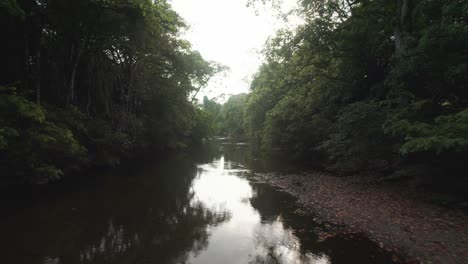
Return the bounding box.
[198,138,299,174]
[0,138,395,264]
[249,184,395,263]
[1,158,227,264]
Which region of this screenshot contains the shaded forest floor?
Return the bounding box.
[251,172,468,264]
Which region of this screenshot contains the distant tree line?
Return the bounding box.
[0,0,218,183]
[202,93,247,137]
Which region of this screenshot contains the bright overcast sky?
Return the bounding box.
[170,0,299,102]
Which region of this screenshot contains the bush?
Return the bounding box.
[0,87,87,183]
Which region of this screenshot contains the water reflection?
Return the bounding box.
[187,154,330,264]
[1,158,225,264]
[0,140,394,264]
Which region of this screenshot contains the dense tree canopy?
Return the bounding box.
[202,93,247,137]
[2,0,467,188]
[244,0,468,186]
[0,0,218,183]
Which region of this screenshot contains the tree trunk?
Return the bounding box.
[35,47,41,105]
[24,31,30,91]
[394,0,413,57]
[69,52,80,105]
[86,84,91,116]
[394,0,403,57]
[68,42,84,106]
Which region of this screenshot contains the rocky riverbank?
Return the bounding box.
[251,172,468,264]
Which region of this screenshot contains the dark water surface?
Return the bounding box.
[1,140,395,264]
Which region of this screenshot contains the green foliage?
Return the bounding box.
[0,0,25,17]
[319,101,392,173]
[221,94,248,137]
[244,0,468,181]
[0,87,45,123]
[0,0,218,183]
[261,87,330,161]
[0,87,87,183]
[385,108,468,155]
[202,94,248,137]
[202,96,223,134]
[386,0,468,103]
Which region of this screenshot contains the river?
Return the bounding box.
[1,139,395,264]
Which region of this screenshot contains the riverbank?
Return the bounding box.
[251,172,468,263]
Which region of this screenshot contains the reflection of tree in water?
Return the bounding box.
[1,141,395,264]
[192,138,295,173]
[247,184,329,264]
[248,183,395,264]
[74,202,229,264]
[218,140,296,173]
[189,140,223,164]
[249,183,301,223]
[248,246,329,264]
[0,157,230,264]
[194,139,255,172]
[221,144,250,167]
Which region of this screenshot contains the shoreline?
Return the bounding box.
[250,172,468,263]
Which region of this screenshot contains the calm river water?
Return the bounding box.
[1,139,395,264]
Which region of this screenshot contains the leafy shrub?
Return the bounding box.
[319,101,393,173]
[385,106,468,155]
[0,87,87,183]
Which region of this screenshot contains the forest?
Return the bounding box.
[240,0,468,191]
[0,0,220,183]
[202,94,248,137]
[1,1,467,263]
[1,0,468,191]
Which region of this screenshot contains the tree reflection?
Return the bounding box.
[248,183,394,264]
[1,141,395,264]
[0,157,230,264]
